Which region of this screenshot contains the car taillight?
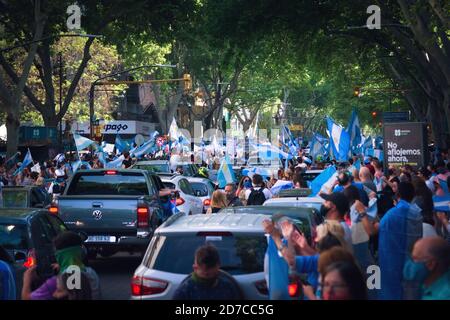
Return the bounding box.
[288,280,302,298]
[254,280,268,295]
[48,205,58,215]
[131,276,168,296]
[176,197,185,206]
[105,170,117,175]
[137,205,150,228]
[23,256,35,268]
[203,199,211,206]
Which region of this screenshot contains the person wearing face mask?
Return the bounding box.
[403,237,450,300]
[378,181,423,300]
[319,192,353,250]
[21,231,101,300]
[224,183,243,207]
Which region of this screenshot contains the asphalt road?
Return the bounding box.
[88,252,142,300]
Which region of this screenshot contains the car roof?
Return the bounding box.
[158,173,183,180]
[134,160,170,165]
[157,213,270,234]
[76,168,146,174]
[303,170,324,174]
[219,206,317,218]
[0,208,47,223]
[185,177,210,183]
[264,197,324,204]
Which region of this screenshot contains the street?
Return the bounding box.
[88,253,142,300]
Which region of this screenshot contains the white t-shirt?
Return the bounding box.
[422,223,438,238]
[245,187,272,201]
[340,222,354,250]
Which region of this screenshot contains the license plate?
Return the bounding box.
[86,236,116,243]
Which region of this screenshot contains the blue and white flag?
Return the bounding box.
[217,156,236,188]
[310,134,327,160]
[326,117,350,162]
[362,135,373,152]
[310,165,337,195]
[347,110,362,148]
[374,149,384,161]
[270,180,294,196]
[242,167,273,179]
[105,155,124,168]
[13,149,33,176]
[71,160,92,173]
[73,134,95,152]
[267,237,290,300]
[433,195,450,212]
[131,134,158,158]
[115,135,131,153]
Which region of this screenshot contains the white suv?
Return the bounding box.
[131,213,270,300]
[158,174,203,215]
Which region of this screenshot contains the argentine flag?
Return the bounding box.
[115,135,131,153]
[310,165,337,195]
[347,110,362,148]
[270,180,294,196]
[217,156,236,188]
[327,117,350,162]
[106,155,124,168]
[73,134,95,152]
[13,149,33,176]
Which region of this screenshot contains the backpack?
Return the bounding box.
[247,188,266,205]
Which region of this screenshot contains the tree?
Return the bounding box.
[0,0,198,154]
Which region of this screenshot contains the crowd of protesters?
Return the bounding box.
[1,145,450,300]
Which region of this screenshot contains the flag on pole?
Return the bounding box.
[217,156,236,188]
[347,110,362,148]
[13,149,33,176]
[326,117,350,162]
[73,134,95,152]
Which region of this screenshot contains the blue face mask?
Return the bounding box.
[244,181,252,189]
[403,258,430,282]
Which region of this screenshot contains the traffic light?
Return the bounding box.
[354,87,361,97]
[372,111,377,117]
[183,73,192,93]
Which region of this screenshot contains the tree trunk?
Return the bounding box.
[427,100,448,149]
[6,111,20,158]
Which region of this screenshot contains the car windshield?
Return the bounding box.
[135,164,170,173]
[190,182,209,197]
[67,172,149,196]
[0,223,28,250]
[147,233,267,275]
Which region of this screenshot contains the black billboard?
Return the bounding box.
[383,122,428,171]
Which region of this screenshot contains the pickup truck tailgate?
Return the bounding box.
[57,196,142,233]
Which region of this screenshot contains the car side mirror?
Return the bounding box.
[14,251,27,262]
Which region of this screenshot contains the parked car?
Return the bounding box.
[263,196,324,212]
[158,174,203,215]
[0,208,78,298]
[131,160,171,174]
[131,213,273,300]
[301,170,324,185]
[1,186,51,209]
[53,169,164,258]
[186,177,216,213]
[219,205,323,245]
[133,160,199,177]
